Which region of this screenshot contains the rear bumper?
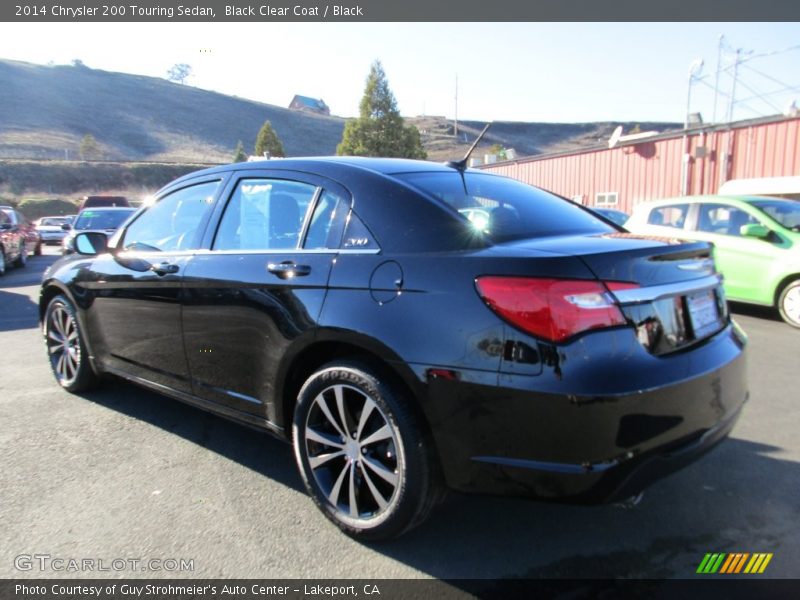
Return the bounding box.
[419,322,748,503]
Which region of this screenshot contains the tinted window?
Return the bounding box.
[75,209,135,231]
[696,204,758,236]
[304,190,348,249]
[214,179,316,251]
[122,181,218,252]
[396,172,613,242]
[647,204,688,229]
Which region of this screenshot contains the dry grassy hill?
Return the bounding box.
[0,59,346,163]
[0,58,680,168]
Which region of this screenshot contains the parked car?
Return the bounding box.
[36,215,76,245]
[626,195,800,327]
[61,207,136,255]
[588,206,630,227]
[40,158,748,540]
[0,205,39,272]
[0,207,28,275]
[78,195,130,211]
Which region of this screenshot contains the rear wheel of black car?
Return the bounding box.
[44,294,99,392]
[293,361,439,540]
[34,241,42,256]
[777,279,800,328]
[0,248,6,276]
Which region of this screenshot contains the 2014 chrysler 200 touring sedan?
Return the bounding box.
[40,157,748,540]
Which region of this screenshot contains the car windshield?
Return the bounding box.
[74,209,134,231]
[750,199,800,231]
[396,172,614,242]
[40,217,67,226]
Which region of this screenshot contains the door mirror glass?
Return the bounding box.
[74,231,109,255]
[61,223,72,231]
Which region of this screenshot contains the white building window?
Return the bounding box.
[595,192,619,207]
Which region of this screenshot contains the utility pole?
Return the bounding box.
[712,34,725,123]
[454,74,459,139]
[726,48,741,123]
[685,59,704,129]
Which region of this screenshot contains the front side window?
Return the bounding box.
[122,181,219,252]
[647,204,689,229]
[214,179,317,251]
[696,204,758,236]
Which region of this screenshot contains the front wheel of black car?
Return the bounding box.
[778,280,800,328]
[44,294,99,392]
[293,361,439,540]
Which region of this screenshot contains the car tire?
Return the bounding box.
[43,294,100,392]
[34,241,42,256]
[14,244,27,268]
[293,361,441,540]
[777,280,800,329]
[0,248,6,276]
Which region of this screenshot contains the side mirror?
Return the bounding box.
[74,231,109,256]
[740,223,770,239]
[61,223,72,231]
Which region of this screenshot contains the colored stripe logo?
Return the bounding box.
[697,553,773,574]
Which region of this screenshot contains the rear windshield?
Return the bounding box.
[395,172,613,242]
[751,199,800,231]
[74,209,135,230]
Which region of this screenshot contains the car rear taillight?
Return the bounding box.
[475,277,639,343]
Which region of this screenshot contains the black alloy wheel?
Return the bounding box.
[44,295,99,392]
[293,361,440,540]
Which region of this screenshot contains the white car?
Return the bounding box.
[36,216,75,245]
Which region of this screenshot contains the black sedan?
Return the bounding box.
[39,157,748,540]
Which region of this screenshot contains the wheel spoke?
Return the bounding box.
[305,426,345,449]
[47,330,63,344]
[66,350,78,379]
[327,462,349,506]
[355,397,376,441]
[359,461,388,510]
[309,450,345,470]
[362,455,398,486]
[334,385,352,437]
[51,309,65,337]
[314,392,347,439]
[360,424,393,447]
[348,461,358,517]
[48,344,62,355]
[56,353,66,378]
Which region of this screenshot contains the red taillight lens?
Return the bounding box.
[475,277,637,343]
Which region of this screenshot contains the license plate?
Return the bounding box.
[687,289,722,339]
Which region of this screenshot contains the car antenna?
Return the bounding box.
[446,122,492,171]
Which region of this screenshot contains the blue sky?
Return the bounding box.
[1,22,798,123]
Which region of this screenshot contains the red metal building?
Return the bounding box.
[479,114,800,214]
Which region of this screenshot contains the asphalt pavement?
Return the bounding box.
[1,246,798,582]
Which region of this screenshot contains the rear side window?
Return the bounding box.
[396,172,613,242]
[214,179,317,251]
[647,204,689,229]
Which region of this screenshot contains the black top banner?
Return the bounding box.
[3,0,800,22]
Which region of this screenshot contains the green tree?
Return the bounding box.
[254,121,285,157]
[337,60,427,159]
[79,134,101,160]
[233,140,248,163]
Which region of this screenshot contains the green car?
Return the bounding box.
[626,195,800,328]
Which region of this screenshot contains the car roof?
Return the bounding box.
[165,156,485,187]
[77,206,136,212]
[633,194,792,208]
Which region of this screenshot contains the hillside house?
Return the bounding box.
[289,95,330,116]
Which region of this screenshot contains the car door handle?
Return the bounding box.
[267,261,311,279]
[149,262,180,276]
